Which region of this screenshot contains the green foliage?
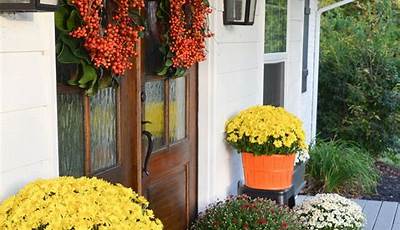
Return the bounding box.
[264,0,287,53]
[318,0,400,155]
[379,150,400,169]
[191,195,302,230]
[306,139,379,195]
[55,0,106,95]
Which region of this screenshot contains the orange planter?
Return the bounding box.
[242,152,295,190]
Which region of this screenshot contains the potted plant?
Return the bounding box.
[225,105,308,190]
[0,177,163,229]
[191,195,302,230]
[294,193,365,230]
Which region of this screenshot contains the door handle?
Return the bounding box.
[142,130,153,176]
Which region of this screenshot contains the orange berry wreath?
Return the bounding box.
[55,0,144,95]
[157,0,213,77]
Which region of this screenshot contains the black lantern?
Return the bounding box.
[223,0,257,25]
[0,0,59,12]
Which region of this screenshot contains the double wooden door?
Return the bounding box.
[56,1,198,228]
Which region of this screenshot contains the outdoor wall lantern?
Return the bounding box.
[0,0,58,12]
[223,0,257,25]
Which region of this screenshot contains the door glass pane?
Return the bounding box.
[169,77,186,143]
[265,0,287,53]
[57,93,85,177]
[144,80,165,151]
[90,88,118,172]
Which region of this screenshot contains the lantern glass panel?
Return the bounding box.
[226,0,246,23]
[0,0,30,3]
[40,0,57,5]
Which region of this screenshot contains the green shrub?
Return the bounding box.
[379,150,400,169]
[318,0,400,156]
[306,139,379,195]
[191,195,301,230]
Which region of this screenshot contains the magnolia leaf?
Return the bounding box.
[57,43,81,64]
[59,34,79,50]
[157,65,169,76]
[59,34,90,63]
[78,62,97,86]
[66,10,80,31]
[55,6,69,33]
[159,45,167,55]
[165,59,173,67]
[167,50,174,58]
[98,73,113,89]
[85,78,99,96]
[56,41,62,54]
[175,68,186,78]
[66,64,80,86]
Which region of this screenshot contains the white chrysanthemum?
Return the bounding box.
[294,194,365,230]
[295,149,310,165]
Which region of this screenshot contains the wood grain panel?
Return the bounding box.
[146,165,189,230]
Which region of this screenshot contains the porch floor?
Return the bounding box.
[296,196,400,230]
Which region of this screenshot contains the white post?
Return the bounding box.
[310,0,355,140]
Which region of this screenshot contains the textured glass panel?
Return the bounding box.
[57,93,85,177]
[169,77,186,143]
[90,88,117,172]
[265,0,287,53]
[144,80,165,150]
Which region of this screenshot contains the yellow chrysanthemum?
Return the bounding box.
[225,105,308,154]
[0,177,163,230]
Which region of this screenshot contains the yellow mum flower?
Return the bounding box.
[0,177,163,230]
[225,105,307,155]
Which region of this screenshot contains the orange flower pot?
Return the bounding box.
[242,152,295,190]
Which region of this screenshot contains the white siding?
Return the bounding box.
[198,0,265,210]
[284,0,317,143]
[0,13,58,201]
[198,0,319,210]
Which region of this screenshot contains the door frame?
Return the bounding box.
[123,40,143,193]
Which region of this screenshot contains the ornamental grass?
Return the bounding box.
[0,177,162,230]
[306,139,379,195]
[191,195,302,230]
[225,105,307,155]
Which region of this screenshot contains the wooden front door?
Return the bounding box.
[140,2,198,229]
[56,1,198,227]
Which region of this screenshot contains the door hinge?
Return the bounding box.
[305,7,311,15]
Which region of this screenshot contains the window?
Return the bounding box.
[263,62,285,106]
[264,0,287,53]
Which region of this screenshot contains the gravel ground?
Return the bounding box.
[362,162,400,202]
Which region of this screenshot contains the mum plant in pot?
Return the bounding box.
[225,105,308,190]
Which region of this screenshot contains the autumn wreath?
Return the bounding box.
[55,0,144,95]
[157,0,213,78]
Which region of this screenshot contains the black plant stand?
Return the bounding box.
[237,163,306,208]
